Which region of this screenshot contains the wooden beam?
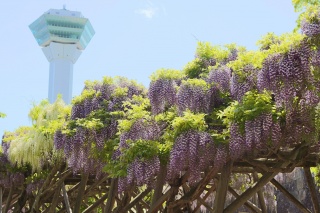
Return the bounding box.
[31,165,59,212]
[228,186,261,213]
[197,197,214,212]
[62,183,72,213]
[82,192,109,213]
[193,181,217,212]
[224,144,306,213]
[303,167,320,213]
[253,172,267,213]
[47,183,62,213]
[119,188,152,213]
[213,161,232,213]
[270,178,311,213]
[147,188,172,213]
[12,189,27,213]
[224,169,285,212]
[132,190,150,209]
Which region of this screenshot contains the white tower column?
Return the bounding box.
[42,42,82,104]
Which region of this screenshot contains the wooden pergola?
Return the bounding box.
[1,142,319,213]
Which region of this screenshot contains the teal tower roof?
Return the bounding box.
[29,9,95,50]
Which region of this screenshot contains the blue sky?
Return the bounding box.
[0,0,298,138]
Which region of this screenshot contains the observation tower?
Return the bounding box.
[29,7,95,104]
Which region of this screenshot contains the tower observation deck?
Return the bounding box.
[29,8,95,104]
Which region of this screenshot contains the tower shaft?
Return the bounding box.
[42,42,81,104]
[48,59,73,104]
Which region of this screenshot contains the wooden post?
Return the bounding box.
[62,183,72,213]
[303,167,320,213]
[48,183,63,213]
[213,161,232,213]
[74,172,89,213]
[151,164,167,208]
[12,189,27,213]
[0,187,2,213]
[32,165,59,212]
[3,184,13,213]
[253,172,267,213]
[104,178,117,213]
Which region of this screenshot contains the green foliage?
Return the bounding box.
[72,88,96,105]
[227,50,266,71]
[154,107,178,161]
[149,68,184,82]
[196,41,229,61]
[105,139,159,177]
[230,32,305,75]
[181,78,209,89]
[171,110,207,138]
[102,76,114,85]
[118,95,151,133]
[256,32,281,50]
[25,170,49,184]
[267,33,305,54]
[8,97,70,171]
[218,90,280,134]
[0,112,6,118]
[183,58,208,78]
[292,0,320,12]
[196,41,246,63]
[112,87,128,97]
[122,139,159,162]
[187,41,247,78]
[293,1,320,30]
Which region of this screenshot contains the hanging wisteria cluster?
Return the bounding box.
[54,78,146,176]
[167,130,215,185]
[177,79,210,114]
[116,118,161,192]
[0,142,25,189]
[148,69,183,114]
